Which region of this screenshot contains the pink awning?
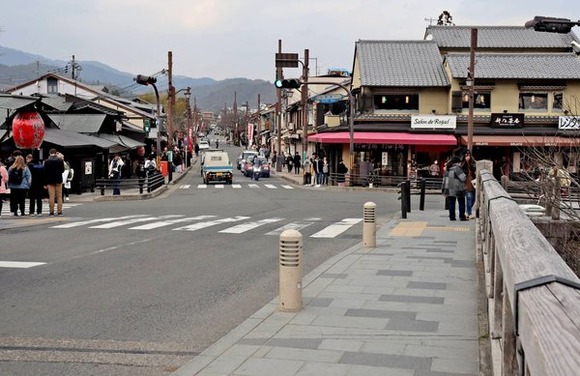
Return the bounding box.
[308,132,457,145]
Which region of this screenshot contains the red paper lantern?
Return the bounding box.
[12,111,45,149]
[137,146,145,157]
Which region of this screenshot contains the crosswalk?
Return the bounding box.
[1,202,82,216]
[49,214,363,238]
[179,183,294,190]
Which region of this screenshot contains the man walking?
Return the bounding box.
[44,148,65,216]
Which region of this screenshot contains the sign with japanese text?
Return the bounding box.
[559,116,580,130]
[247,123,254,146]
[491,113,524,127]
[411,115,456,129]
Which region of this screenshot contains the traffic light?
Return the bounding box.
[135,74,157,85]
[274,79,301,89]
[143,119,151,133]
[525,16,574,34]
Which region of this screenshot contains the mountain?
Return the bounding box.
[0,45,276,111]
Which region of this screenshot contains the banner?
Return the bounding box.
[247,123,254,147]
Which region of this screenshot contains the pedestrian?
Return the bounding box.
[293,152,301,174]
[173,147,183,173]
[461,151,477,218]
[303,156,312,185]
[0,159,8,216]
[61,155,74,201]
[322,157,330,185]
[336,159,348,187]
[442,156,467,221]
[44,148,65,216]
[145,153,157,173]
[286,153,293,173]
[271,150,277,168]
[108,153,125,195]
[26,154,46,216]
[7,155,31,216]
[315,154,324,186]
[429,160,440,177]
[194,143,200,157]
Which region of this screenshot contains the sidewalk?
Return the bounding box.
[173,208,481,376]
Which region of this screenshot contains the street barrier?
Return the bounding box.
[279,229,303,312]
[397,181,408,219]
[363,202,376,248]
[96,173,165,195]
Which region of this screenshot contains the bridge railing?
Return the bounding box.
[476,160,580,375]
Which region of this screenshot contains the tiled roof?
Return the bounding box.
[0,94,37,110]
[426,26,579,49]
[356,40,450,87]
[48,113,107,133]
[446,53,580,79]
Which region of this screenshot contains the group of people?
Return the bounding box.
[0,148,71,217]
[442,150,477,221]
[279,151,347,187]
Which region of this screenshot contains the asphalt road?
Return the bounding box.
[0,143,403,375]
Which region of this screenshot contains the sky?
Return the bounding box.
[1,0,579,82]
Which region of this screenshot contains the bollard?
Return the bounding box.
[405,179,411,213]
[419,178,426,211]
[279,229,303,312]
[363,202,376,247]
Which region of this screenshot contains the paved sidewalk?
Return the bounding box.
[173,208,480,376]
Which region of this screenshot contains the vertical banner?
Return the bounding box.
[247,123,254,147]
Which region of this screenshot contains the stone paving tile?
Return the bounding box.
[266,347,343,363]
[339,351,432,370]
[311,315,389,330]
[377,269,414,276]
[294,362,350,376]
[404,342,479,360]
[320,273,348,279]
[345,308,416,320]
[319,338,364,353]
[308,297,333,307]
[266,338,323,349]
[379,294,445,304]
[431,357,479,375]
[385,317,439,332]
[234,357,304,376]
[407,281,447,290]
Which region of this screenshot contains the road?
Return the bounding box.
[0,143,402,375]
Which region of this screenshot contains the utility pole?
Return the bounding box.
[257,94,261,148]
[185,87,192,166]
[233,92,238,146]
[167,51,175,182]
[276,39,283,171]
[467,29,477,152]
[301,49,309,160]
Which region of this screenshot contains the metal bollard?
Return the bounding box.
[363,202,376,248]
[279,230,303,312]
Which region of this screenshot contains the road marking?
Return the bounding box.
[219,218,284,234]
[174,216,250,231]
[179,185,190,189]
[0,261,47,269]
[51,215,148,228]
[264,184,277,189]
[249,184,259,188]
[129,215,217,230]
[232,184,242,189]
[90,215,183,229]
[215,184,224,189]
[389,221,428,237]
[311,218,363,238]
[198,184,207,189]
[265,222,314,236]
[281,185,294,189]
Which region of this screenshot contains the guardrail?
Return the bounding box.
[328,172,443,190]
[477,160,580,375]
[95,173,165,195]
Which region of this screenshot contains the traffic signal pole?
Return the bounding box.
[301,49,309,162]
[276,40,284,172]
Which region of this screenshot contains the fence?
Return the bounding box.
[95,173,165,195]
[477,160,580,375]
[328,172,443,190]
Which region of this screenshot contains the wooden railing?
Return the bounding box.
[476,160,580,375]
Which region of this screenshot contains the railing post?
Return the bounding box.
[405,179,411,213]
[419,178,426,211]
[398,182,407,219]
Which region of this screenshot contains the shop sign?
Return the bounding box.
[355,144,404,151]
[411,115,456,129]
[559,116,580,130]
[491,113,524,127]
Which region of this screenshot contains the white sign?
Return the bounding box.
[411,115,456,129]
[382,152,389,166]
[559,116,580,130]
[84,161,92,175]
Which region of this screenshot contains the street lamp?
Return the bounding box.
[134,74,161,160]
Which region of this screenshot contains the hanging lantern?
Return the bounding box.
[137,146,145,157]
[12,111,45,149]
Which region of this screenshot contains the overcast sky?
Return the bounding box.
[1,0,579,82]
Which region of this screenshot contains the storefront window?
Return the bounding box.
[374,94,418,112]
[519,93,548,112]
[553,92,564,112]
[462,92,491,111]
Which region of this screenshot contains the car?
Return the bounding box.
[201,150,233,184]
[198,140,210,150]
[237,150,259,170]
[242,155,270,178]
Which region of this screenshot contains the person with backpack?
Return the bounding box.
[442,156,467,221]
[26,154,46,216]
[8,155,31,216]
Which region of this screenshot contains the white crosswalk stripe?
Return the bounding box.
[179,185,191,189]
[248,184,259,188]
[281,185,294,190]
[232,184,242,189]
[264,184,277,189]
[0,261,46,269]
[310,218,363,238]
[198,184,207,189]
[1,202,82,215]
[46,215,362,239]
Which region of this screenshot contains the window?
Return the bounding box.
[519,93,548,112]
[553,92,564,112]
[47,77,58,94]
[461,91,491,111]
[373,94,418,112]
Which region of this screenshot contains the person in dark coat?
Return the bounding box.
[293,152,301,174]
[26,154,46,216]
[43,148,65,215]
[443,156,467,221]
[336,159,348,186]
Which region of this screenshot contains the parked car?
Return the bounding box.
[198,140,210,150]
[237,150,259,170]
